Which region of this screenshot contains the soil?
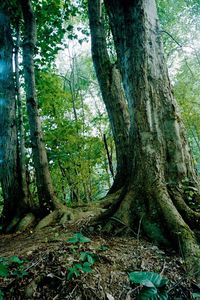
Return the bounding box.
[0,213,199,300]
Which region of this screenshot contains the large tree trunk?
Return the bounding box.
[20,0,60,216]
[98,0,200,277]
[88,0,130,193]
[0,7,23,230]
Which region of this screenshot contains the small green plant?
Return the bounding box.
[67,262,93,280]
[80,251,98,265]
[67,232,91,244]
[9,255,24,264]
[129,271,169,300]
[0,264,9,278]
[192,293,200,299]
[66,233,99,281]
[0,256,28,279]
[11,267,28,278]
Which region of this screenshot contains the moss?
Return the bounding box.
[142,219,171,247]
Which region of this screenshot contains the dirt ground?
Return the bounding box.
[0,217,199,300]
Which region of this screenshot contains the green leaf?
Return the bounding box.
[80,252,97,265]
[77,233,91,243]
[66,235,79,244]
[129,272,168,300]
[137,287,157,299]
[138,288,168,300]
[0,264,9,278]
[80,252,87,261]
[9,256,24,264]
[74,264,82,269]
[82,262,92,273]
[67,268,80,280]
[67,233,91,244]
[140,279,155,288]
[73,269,81,277]
[12,269,28,278]
[129,272,168,288]
[67,265,82,280]
[193,293,200,298]
[87,254,95,265]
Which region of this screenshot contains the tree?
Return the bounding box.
[0,5,24,230]
[92,0,200,276]
[20,0,60,216]
[15,20,31,210]
[88,0,130,193]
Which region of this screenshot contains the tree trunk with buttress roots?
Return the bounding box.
[88,0,130,193]
[97,0,200,277]
[20,0,61,217]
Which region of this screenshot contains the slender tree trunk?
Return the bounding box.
[15,21,31,209]
[0,7,22,230]
[103,134,114,179]
[20,0,60,216]
[88,0,130,193]
[97,0,200,276]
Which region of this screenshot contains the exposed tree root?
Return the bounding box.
[35,208,73,231]
[154,185,200,280]
[168,186,200,228]
[93,181,200,283]
[16,213,36,232]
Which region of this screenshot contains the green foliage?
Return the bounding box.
[65,233,98,281]
[33,0,76,67]
[67,261,92,280]
[80,251,98,265]
[9,255,24,264]
[174,58,200,173]
[0,256,28,279]
[67,263,82,280]
[129,271,169,300]
[36,66,111,205]
[67,232,91,244]
[0,264,9,278]
[157,0,200,59]
[193,293,200,299]
[11,267,28,278]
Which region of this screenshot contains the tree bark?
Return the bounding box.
[103,134,114,179]
[99,0,200,277]
[15,21,31,209]
[88,0,130,193]
[0,7,22,230]
[20,0,60,216]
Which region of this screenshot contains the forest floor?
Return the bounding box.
[0,209,199,300]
